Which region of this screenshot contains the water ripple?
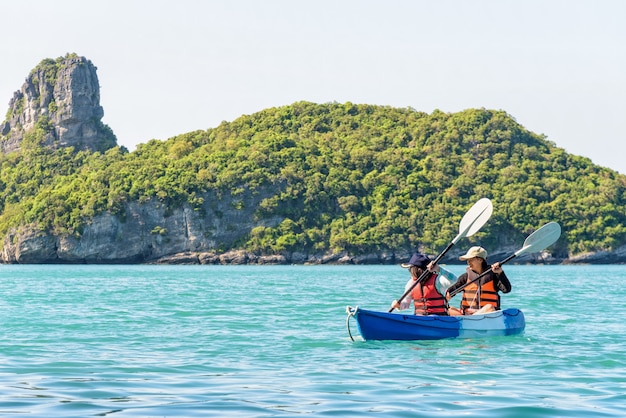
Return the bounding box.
[0,264,624,416]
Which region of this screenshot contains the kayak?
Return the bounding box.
[346,306,525,341]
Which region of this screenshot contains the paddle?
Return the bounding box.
[448,221,562,298]
[389,197,493,312]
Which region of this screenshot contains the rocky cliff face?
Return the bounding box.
[0,188,568,263]
[1,54,116,154]
[0,188,284,264]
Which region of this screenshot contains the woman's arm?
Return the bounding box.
[446,273,467,294]
[436,266,457,295]
[391,278,415,310]
[495,271,512,293]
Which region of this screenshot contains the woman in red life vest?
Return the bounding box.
[446,246,512,315]
[390,252,456,316]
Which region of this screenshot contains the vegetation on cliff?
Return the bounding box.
[1,101,625,258]
[1,53,117,155]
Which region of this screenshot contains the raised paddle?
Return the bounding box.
[389,197,493,312]
[448,221,562,298]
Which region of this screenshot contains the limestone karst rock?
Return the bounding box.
[1,53,116,154]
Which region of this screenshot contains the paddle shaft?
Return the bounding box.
[447,221,562,298]
[388,198,493,313]
[447,252,517,298]
[388,242,454,313]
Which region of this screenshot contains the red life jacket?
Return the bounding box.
[411,272,447,315]
[460,267,500,314]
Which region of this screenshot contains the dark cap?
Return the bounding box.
[401,252,431,269]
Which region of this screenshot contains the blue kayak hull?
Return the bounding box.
[350,307,525,341]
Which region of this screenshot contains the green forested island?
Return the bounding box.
[1,56,626,264]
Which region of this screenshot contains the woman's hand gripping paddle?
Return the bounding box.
[447,221,562,298]
[389,198,493,312]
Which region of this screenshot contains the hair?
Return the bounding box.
[409,265,424,278]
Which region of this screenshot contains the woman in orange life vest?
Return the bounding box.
[445,246,512,315]
[390,252,457,316]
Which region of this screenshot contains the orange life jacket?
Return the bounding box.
[460,268,500,314]
[411,272,447,315]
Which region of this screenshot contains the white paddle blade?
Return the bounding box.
[514,222,562,256]
[452,198,493,244]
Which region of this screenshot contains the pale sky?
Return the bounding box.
[2,0,625,173]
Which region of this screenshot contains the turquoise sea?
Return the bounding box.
[0,264,624,417]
